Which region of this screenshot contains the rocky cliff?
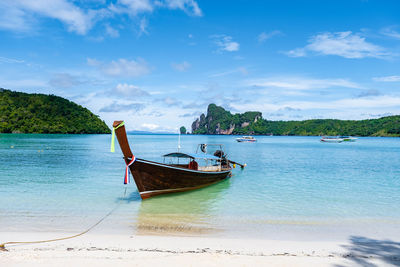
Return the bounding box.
[191,104,262,134]
[191,104,400,136]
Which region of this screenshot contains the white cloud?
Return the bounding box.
[0,78,48,89]
[138,17,148,35]
[209,67,248,77]
[113,83,149,97]
[285,48,306,57]
[71,88,194,133]
[329,95,400,109]
[0,56,24,64]
[247,77,362,90]
[105,24,119,38]
[287,31,389,59]
[257,30,282,43]
[0,0,202,35]
[381,26,400,39]
[141,123,159,131]
[229,94,400,121]
[86,58,101,66]
[290,95,400,110]
[179,111,202,117]
[111,0,153,15]
[357,89,381,98]
[373,75,400,82]
[110,0,202,17]
[212,35,240,52]
[100,101,145,112]
[49,73,82,88]
[158,96,182,107]
[0,2,31,32]
[0,0,96,35]
[171,61,191,72]
[163,0,202,16]
[87,58,150,77]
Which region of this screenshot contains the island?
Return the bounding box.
[0,88,110,134]
[191,104,400,137]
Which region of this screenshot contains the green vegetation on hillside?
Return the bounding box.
[192,104,262,135]
[191,104,400,137]
[180,126,187,134]
[0,89,110,134]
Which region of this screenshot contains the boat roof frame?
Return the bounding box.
[163,152,221,160]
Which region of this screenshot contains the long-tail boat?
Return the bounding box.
[320,136,344,143]
[236,136,257,142]
[112,121,243,199]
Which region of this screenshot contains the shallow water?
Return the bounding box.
[1,134,400,240]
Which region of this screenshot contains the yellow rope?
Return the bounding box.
[0,188,127,252]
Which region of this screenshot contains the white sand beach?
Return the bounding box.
[1,231,399,266]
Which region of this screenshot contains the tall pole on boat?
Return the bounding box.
[178,130,181,152]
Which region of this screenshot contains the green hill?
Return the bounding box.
[0,88,110,134]
[191,104,400,137]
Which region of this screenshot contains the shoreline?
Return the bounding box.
[1,231,399,266]
[2,132,400,137]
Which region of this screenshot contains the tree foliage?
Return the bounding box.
[192,104,400,137]
[180,126,187,134]
[0,89,110,134]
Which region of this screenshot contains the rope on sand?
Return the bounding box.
[0,188,127,252]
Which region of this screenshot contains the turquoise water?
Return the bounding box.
[1,134,400,240]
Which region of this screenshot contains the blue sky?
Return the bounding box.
[1,0,400,132]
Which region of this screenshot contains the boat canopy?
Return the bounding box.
[163,152,220,160]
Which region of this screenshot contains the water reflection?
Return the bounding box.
[134,179,231,236]
[118,189,142,203]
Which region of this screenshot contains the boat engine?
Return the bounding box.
[214,150,229,167]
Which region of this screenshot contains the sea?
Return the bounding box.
[1,134,400,241]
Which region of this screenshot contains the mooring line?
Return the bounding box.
[0,188,128,252]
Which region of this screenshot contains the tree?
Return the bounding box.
[180,126,187,134]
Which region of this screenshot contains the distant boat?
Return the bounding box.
[320,136,344,143]
[339,136,357,142]
[112,121,245,199]
[236,136,257,142]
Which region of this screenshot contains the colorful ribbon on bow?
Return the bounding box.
[124,156,136,184]
[110,122,136,184]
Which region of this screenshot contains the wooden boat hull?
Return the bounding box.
[112,120,232,199]
[129,158,232,199]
